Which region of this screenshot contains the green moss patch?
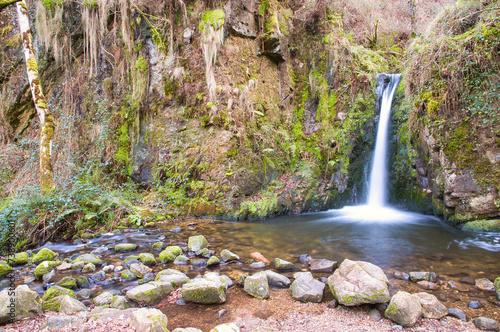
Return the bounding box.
[462,220,500,233]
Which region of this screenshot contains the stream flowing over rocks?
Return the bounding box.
[0,221,499,331]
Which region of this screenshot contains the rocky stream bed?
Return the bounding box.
[0,219,499,331]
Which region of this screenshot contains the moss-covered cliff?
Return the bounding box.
[3,0,498,248]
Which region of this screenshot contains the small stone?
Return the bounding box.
[130,263,152,279]
[299,254,311,264]
[218,309,227,319]
[394,271,410,281]
[152,241,166,251]
[474,317,499,331]
[91,271,106,283]
[43,269,56,283]
[220,249,240,262]
[409,271,438,283]
[475,278,495,292]
[121,269,137,281]
[174,255,190,265]
[170,227,182,233]
[272,258,297,271]
[57,276,77,289]
[327,300,338,308]
[263,270,291,288]
[309,259,337,273]
[468,301,484,309]
[417,280,440,290]
[207,256,220,266]
[183,28,193,44]
[448,280,469,292]
[368,308,381,321]
[459,277,475,285]
[250,261,265,269]
[82,263,96,273]
[448,308,467,322]
[250,252,270,265]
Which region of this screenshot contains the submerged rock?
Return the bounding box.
[384,291,422,327]
[290,272,325,303]
[409,271,438,283]
[174,255,190,265]
[328,259,390,306]
[244,272,269,300]
[394,271,410,281]
[417,280,439,290]
[468,301,485,309]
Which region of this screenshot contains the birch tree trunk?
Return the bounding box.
[16,0,55,192]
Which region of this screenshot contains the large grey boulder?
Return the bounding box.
[0,285,42,324]
[181,278,226,304]
[385,291,422,327]
[290,272,325,303]
[155,269,190,288]
[264,270,291,288]
[58,295,88,314]
[414,292,447,319]
[327,259,390,306]
[129,308,169,332]
[126,281,174,305]
[244,272,269,300]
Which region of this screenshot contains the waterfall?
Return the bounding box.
[367,74,401,207]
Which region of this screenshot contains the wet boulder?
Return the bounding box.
[155,269,190,288]
[385,291,422,327]
[71,253,103,266]
[413,292,447,319]
[264,270,291,288]
[129,308,169,332]
[115,243,138,252]
[32,248,58,264]
[220,249,240,262]
[182,278,226,304]
[188,235,209,253]
[174,255,190,265]
[126,281,174,305]
[9,252,29,266]
[244,272,269,300]
[58,296,87,314]
[139,253,157,266]
[328,259,390,306]
[272,258,296,271]
[290,272,325,303]
[159,246,183,263]
[0,285,42,324]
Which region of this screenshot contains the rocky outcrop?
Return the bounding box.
[327,259,390,306]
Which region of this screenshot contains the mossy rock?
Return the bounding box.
[32,248,57,264]
[159,246,183,263]
[76,276,90,289]
[181,279,226,304]
[152,242,166,251]
[462,220,500,233]
[80,232,94,239]
[124,255,140,267]
[43,286,76,311]
[0,261,12,278]
[56,276,77,289]
[125,282,174,305]
[71,254,103,265]
[9,252,29,266]
[188,236,208,253]
[207,256,220,266]
[34,261,62,280]
[139,253,157,266]
[121,269,137,281]
[115,243,138,252]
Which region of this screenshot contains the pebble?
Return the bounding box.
[250,262,266,269]
[299,254,311,264]
[448,280,469,292]
[218,309,227,319]
[392,325,403,330]
[468,301,484,309]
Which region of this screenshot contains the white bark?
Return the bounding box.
[16,0,55,192]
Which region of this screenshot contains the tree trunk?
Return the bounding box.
[16,0,55,192]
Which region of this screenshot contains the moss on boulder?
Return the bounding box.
[34,261,62,280]
[71,253,103,265]
[462,220,500,233]
[9,252,29,266]
[0,261,12,278]
[32,248,57,264]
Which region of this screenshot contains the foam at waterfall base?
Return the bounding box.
[325,205,427,223]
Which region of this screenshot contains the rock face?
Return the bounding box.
[327,259,390,306]
[0,285,42,324]
[290,272,325,303]
[181,278,226,304]
[126,282,174,305]
[385,291,422,327]
[413,292,447,319]
[129,308,169,332]
[244,272,270,300]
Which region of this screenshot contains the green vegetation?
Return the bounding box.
[199,9,225,32]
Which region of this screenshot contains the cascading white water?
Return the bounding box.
[367,74,401,207]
